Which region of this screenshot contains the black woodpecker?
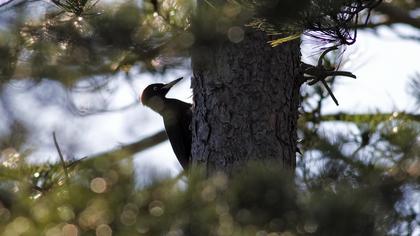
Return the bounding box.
[140,77,192,170]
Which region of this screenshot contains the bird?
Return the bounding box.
[140,77,192,170]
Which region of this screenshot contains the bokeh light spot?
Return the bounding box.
[227,26,244,43]
[90,177,107,193]
[149,200,164,217]
[201,185,216,202]
[58,205,76,221]
[62,224,79,236]
[96,224,112,236]
[120,208,137,226]
[1,147,21,168]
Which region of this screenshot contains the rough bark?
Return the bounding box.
[191,29,301,174]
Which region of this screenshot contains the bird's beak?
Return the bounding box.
[162,77,183,89]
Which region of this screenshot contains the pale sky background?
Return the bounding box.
[0,24,419,187]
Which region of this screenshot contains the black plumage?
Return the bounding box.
[141,77,192,169]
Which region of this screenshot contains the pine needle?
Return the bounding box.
[269,34,301,47]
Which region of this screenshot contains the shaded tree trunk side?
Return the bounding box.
[191,29,301,174]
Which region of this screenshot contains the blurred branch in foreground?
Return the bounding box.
[76,112,419,164]
[375,2,420,29]
[3,111,416,177]
[1,130,168,191]
[78,130,168,164]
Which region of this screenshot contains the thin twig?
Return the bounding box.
[321,80,339,106]
[53,132,70,185]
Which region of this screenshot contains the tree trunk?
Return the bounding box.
[191,29,301,174]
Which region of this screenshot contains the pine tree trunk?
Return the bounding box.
[191,29,301,174]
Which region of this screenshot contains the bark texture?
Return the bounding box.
[191,29,301,174]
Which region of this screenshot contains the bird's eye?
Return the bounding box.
[153,87,158,91]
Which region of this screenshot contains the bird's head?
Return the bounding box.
[140,77,183,112]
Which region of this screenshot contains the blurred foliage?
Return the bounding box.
[0,129,419,236]
[0,0,409,85]
[1,78,420,234]
[0,0,417,95]
[240,0,382,46]
[0,0,193,85]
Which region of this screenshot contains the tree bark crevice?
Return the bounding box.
[192,29,301,174]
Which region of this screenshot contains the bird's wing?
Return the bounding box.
[163,101,192,170]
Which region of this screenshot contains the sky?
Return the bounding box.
[0,24,419,186]
[303,24,420,113]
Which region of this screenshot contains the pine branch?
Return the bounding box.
[315,112,420,123]
[300,46,356,106]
